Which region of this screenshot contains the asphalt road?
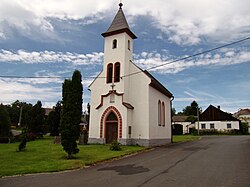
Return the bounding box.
[1,136,250,187]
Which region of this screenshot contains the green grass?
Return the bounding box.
[173,135,200,143]
[0,136,144,177]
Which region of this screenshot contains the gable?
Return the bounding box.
[200,105,239,121]
[143,70,173,98]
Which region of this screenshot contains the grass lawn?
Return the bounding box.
[0,136,144,177]
[173,135,200,143]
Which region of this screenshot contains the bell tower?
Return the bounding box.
[101,3,137,90]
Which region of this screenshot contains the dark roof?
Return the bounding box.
[200,105,239,121]
[143,70,173,98]
[172,115,188,122]
[101,4,137,39]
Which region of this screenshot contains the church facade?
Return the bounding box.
[88,3,173,147]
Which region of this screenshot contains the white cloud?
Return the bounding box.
[127,0,250,45]
[0,0,57,42]
[1,0,249,45]
[0,32,6,40]
[0,49,104,65]
[0,79,60,105]
[134,48,250,74]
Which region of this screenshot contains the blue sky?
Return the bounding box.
[0,0,250,113]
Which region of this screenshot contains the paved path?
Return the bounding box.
[1,136,250,187]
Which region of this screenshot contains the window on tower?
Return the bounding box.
[107,63,113,83]
[114,62,120,82]
[112,39,117,49]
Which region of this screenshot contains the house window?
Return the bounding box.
[162,102,165,126]
[128,40,130,50]
[210,123,215,129]
[106,63,113,83]
[114,62,120,82]
[227,123,231,129]
[158,100,161,126]
[201,124,206,129]
[112,39,117,49]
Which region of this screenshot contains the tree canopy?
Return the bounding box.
[0,105,11,137]
[182,101,201,116]
[26,101,45,134]
[47,101,62,136]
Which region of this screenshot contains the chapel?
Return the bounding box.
[88,3,173,146]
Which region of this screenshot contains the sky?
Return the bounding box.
[0,0,250,113]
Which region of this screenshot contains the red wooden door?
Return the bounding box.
[106,122,118,144]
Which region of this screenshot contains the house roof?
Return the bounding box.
[143,70,173,98]
[234,108,250,117]
[101,3,137,39]
[200,105,239,121]
[172,115,188,122]
[44,108,54,116]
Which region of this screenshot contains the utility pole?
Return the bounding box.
[197,107,200,135]
[18,105,23,127]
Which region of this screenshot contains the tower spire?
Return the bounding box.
[101,1,137,39]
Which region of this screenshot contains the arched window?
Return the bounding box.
[112,39,117,49]
[162,102,165,126]
[107,63,113,83]
[114,62,120,82]
[128,40,130,50]
[158,100,161,126]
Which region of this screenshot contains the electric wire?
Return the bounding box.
[0,36,249,80]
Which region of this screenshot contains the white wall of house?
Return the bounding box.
[238,114,250,133]
[195,121,239,131]
[172,122,193,134]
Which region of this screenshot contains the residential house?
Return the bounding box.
[196,105,240,131]
[234,108,250,133]
[172,115,194,134]
[88,3,173,147]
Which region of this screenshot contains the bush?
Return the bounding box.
[240,122,249,135]
[191,129,243,135]
[0,137,10,143]
[110,140,121,151]
[17,130,28,151]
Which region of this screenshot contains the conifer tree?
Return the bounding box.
[0,105,11,138]
[60,70,83,159]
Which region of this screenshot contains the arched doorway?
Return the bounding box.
[105,112,118,144]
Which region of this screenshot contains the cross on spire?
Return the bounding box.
[119,0,123,9]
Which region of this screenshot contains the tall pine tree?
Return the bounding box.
[60,70,83,159]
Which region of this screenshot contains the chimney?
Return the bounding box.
[217,106,220,110]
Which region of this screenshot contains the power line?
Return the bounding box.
[0,35,250,80]
[122,35,250,78]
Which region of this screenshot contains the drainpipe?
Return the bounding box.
[170,96,174,143]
